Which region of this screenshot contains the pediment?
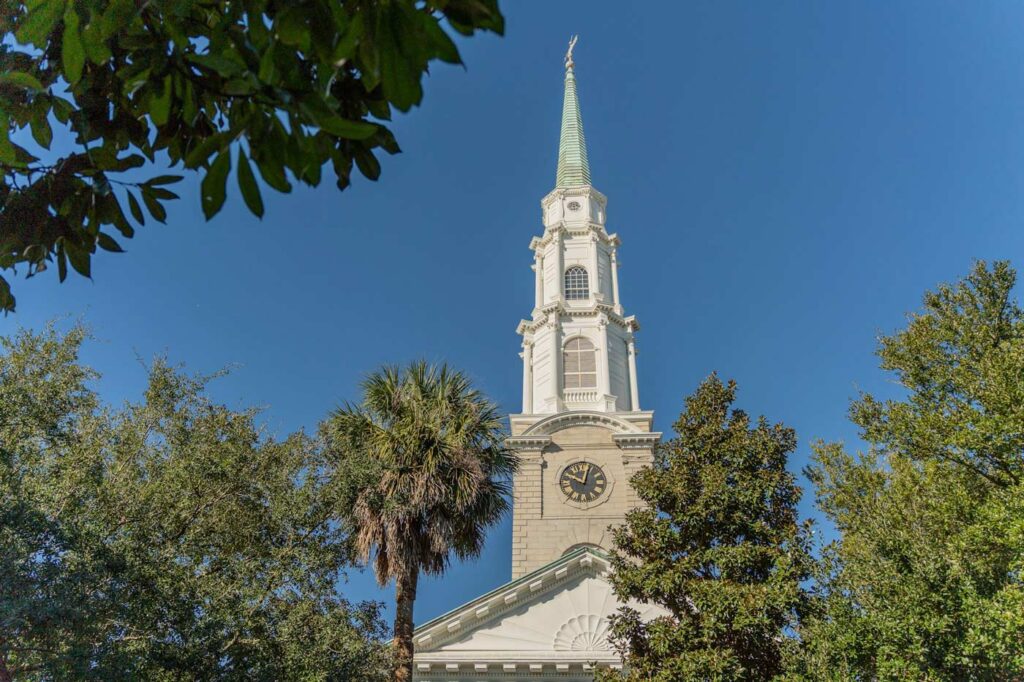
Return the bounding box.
[413,548,668,677]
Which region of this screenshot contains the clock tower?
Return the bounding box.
[411,41,669,678]
[507,43,660,579]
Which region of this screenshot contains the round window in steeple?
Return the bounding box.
[567,201,581,211]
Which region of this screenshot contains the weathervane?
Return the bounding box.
[565,35,578,70]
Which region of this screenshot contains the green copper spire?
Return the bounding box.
[556,36,591,188]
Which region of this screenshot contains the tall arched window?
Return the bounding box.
[563,337,597,389]
[564,266,589,300]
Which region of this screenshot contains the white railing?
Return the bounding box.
[564,390,599,404]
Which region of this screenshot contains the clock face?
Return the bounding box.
[559,461,607,503]
[567,201,581,211]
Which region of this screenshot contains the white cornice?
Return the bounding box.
[540,185,608,207]
[506,435,552,452]
[612,433,662,450]
[516,304,637,337]
[529,223,616,251]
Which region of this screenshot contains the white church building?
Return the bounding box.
[411,43,666,679]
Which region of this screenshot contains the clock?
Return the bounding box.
[567,201,581,211]
[559,461,607,503]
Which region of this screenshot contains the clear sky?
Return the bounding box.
[7,1,1024,626]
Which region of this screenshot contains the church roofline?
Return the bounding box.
[413,546,612,652]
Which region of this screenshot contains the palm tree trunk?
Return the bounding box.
[393,567,419,682]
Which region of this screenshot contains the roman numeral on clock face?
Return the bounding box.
[558,461,607,503]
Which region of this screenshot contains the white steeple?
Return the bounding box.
[516,41,642,416]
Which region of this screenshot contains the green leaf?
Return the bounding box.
[141,189,167,223]
[147,187,179,201]
[0,133,14,164]
[81,20,112,64]
[150,75,172,127]
[101,0,136,40]
[62,5,85,85]
[201,150,232,220]
[422,14,461,65]
[29,110,53,149]
[377,6,422,112]
[186,53,244,78]
[275,7,310,50]
[126,190,145,225]
[236,149,264,218]
[0,275,13,313]
[0,72,45,91]
[111,154,145,172]
[257,42,279,83]
[96,232,124,253]
[145,175,183,186]
[56,242,68,281]
[253,155,292,193]
[353,147,381,181]
[15,0,65,46]
[64,239,91,278]
[51,96,73,123]
[310,112,377,140]
[185,132,230,168]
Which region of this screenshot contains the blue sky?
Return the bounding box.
[6,1,1024,625]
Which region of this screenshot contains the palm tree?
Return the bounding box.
[324,362,518,682]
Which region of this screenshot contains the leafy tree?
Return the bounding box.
[0,0,504,312]
[322,362,517,682]
[793,261,1024,680]
[0,323,391,680]
[601,375,813,682]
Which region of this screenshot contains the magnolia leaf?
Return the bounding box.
[81,20,112,64]
[62,6,85,84]
[201,150,232,219]
[126,190,145,225]
[50,96,73,122]
[101,0,136,40]
[29,110,53,149]
[236,149,264,218]
[15,0,65,46]
[64,239,91,278]
[185,132,230,168]
[354,148,381,181]
[0,276,13,313]
[0,71,45,91]
[141,189,167,223]
[150,75,172,127]
[145,175,184,186]
[314,113,377,140]
[96,232,124,252]
[253,155,292,193]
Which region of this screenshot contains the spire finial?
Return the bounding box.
[565,35,578,71]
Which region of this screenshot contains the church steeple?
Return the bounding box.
[556,36,591,188]
[512,36,644,417]
[505,38,659,580]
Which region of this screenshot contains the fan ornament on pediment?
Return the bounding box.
[552,614,611,651]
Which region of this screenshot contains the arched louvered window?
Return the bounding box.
[564,266,589,300]
[563,337,597,389]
